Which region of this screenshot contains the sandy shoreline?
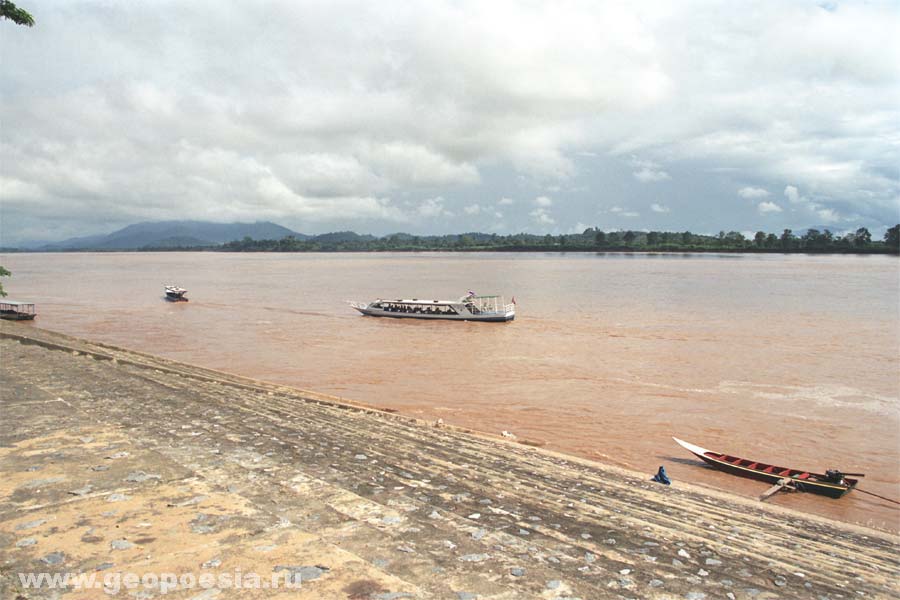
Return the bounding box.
[1,322,897,599]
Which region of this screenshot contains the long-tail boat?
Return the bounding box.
[673,437,860,499]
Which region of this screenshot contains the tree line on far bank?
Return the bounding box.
[217,225,900,254]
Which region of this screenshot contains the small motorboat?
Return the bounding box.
[673,437,860,499]
[164,285,188,302]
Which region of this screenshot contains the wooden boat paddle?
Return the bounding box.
[759,478,795,501]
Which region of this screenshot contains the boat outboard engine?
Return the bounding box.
[825,469,845,484]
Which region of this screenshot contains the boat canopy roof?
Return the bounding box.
[376,294,506,305]
[378,299,462,306]
[0,300,34,307]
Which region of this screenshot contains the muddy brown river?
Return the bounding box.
[2,251,897,531]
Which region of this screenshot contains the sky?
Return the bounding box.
[1,0,899,245]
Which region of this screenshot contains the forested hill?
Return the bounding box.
[219,226,899,254]
[11,224,898,254]
[26,221,305,250]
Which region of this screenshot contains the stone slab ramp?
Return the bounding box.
[1,323,897,599]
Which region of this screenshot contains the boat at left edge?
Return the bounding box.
[0,300,37,320]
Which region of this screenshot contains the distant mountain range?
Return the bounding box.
[9,220,888,252]
[23,221,307,250]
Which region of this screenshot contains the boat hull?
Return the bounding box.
[0,312,36,321]
[673,437,857,499]
[353,306,514,322]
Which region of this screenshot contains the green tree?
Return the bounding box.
[0,1,34,26]
[725,231,746,246]
[803,229,823,250]
[754,231,766,248]
[681,231,693,245]
[623,231,636,245]
[885,224,900,251]
[0,266,9,297]
[594,230,606,246]
[646,231,660,246]
[765,233,778,249]
[780,229,795,250]
[853,227,871,247]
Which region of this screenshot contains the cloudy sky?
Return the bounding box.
[1,0,898,244]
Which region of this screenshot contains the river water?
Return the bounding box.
[2,251,898,531]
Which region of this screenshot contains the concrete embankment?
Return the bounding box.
[1,322,897,599]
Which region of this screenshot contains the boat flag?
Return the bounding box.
[467,290,475,297]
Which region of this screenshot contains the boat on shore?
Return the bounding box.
[350,293,515,322]
[0,300,36,321]
[164,286,189,302]
[673,437,859,498]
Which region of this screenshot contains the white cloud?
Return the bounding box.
[739,187,770,199]
[0,177,47,202]
[1,1,899,242]
[463,204,482,215]
[362,142,480,187]
[569,222,590,234]
[817,208,840,223]
[650,203,670,213]
[497,197,514,206]
[630,158,671,183]
[610,206,640,218]
[757,201,783,214]
[534,195,553,207]
[256,176,407,222]
[417,197,454,218]
[781,184,845,223]
[784,185,803,204]
[530,207,555,225]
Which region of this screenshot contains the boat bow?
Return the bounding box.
[672,437,712,459]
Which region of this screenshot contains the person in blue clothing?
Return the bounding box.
[652,465,671,485]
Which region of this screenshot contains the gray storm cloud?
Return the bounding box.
[1,0,898,244]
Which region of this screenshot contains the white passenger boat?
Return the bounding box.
[349,293,515,322]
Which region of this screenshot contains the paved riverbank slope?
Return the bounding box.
[1,323,897,599]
